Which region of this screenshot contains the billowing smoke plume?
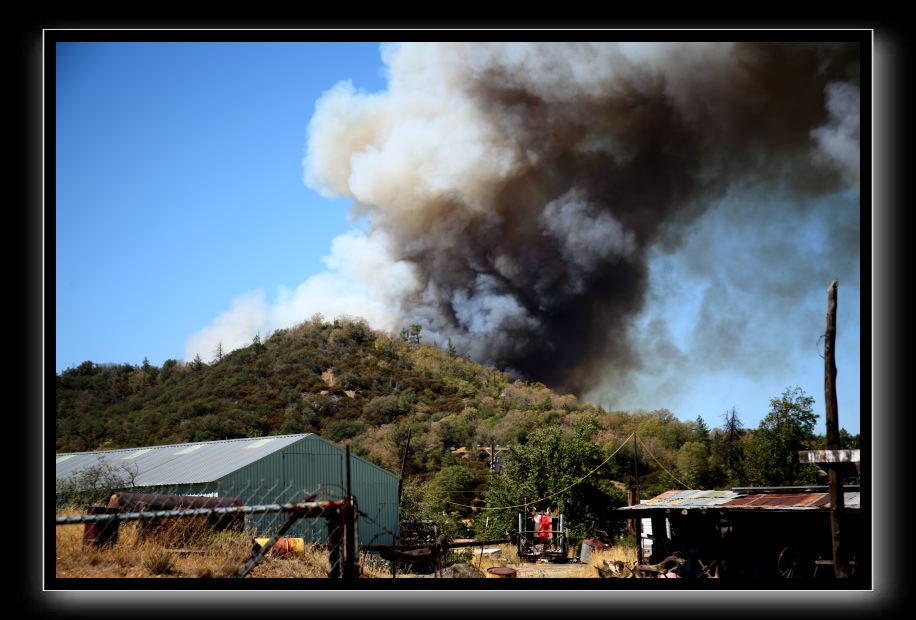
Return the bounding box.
[298,41,860,397]
[186,42,860,412]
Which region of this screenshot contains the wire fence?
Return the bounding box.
[55,480,358,578]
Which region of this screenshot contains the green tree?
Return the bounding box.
[439,417,470,449]
[482,421,625,544]
[676,440,712,488]
[423,464,482,515]
[838,428,859,449]
[743,387,819,486]
[691,415,710,443]
[407,324,422,345]
[323,418,367,443]
[363,394,401,424]
[160,358,178,381]
[140,356,158,386]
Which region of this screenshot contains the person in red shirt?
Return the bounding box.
[536,511,552,544]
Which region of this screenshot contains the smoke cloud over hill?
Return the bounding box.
[188,42,861,411]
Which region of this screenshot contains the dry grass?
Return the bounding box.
[359,556,396,578]
[56,507,330,578]
[244,550,330,578]
[588,545,638,567]
[465,543,638,578]
[57,506,639,580]
[576,545,639,577]
[473,543,520,574]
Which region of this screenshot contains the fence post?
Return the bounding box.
[343,444,358,578]
[327,503,344,578]
[344,496,358,578]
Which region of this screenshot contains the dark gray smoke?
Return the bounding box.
[302,42,860,398]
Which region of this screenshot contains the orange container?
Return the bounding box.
[254,537,306,557]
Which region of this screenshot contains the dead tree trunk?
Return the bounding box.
[824,279,848,578]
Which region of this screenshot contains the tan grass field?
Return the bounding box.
[57,506,636,579]
[56,507,331,578]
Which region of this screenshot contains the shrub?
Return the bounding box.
[55,460,138,509]
[143,549,176,575]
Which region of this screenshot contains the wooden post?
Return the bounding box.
[326,506,347,578]
[397,428,411,506]
[344,444,358,578]
[633,434,642,564]
[391,532,397,579]
[394,429,410,579]
[633,434,640,500]
[824,279,848,578]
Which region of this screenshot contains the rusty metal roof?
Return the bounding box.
[618,488,860,512]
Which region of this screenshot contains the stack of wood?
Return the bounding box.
[597,554,685,578]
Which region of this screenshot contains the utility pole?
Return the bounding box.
[391,429,412,577]
[633,433,642,564]
[824,279,848,578]
[397,428,412,507]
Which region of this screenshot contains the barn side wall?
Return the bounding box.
[212,435,398,546]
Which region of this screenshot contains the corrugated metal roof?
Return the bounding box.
[640,489,741,508]
[56,434,312,486]
[620,488,861,512]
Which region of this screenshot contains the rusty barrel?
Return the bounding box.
[486,566,517,578]
[83,506,120,547]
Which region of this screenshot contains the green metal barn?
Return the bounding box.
[55,433,399,546]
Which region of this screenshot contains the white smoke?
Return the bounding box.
[184,228,418,361]
[303,57,520,220]
[184,291,269,362]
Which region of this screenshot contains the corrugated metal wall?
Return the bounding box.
[212,435,399,546]
[347,444,401,548]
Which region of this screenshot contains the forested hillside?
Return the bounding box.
[56,316,859,540]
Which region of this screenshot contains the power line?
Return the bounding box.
[635,434,691,490]
[445,430,636,511]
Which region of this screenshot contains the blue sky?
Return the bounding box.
[55,42,862,436]
[56,42,386,372]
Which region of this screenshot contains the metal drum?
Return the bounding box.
[82,506,120,547]
[486,566,517,578]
